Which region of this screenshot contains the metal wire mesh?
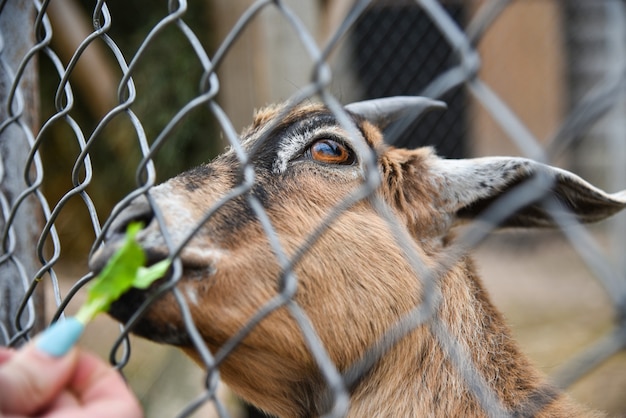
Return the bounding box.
[1,0,625,417]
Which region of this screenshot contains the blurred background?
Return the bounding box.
[1,0,625,416]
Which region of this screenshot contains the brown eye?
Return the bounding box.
[307,139,355,165]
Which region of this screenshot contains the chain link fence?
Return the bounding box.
[1,0,626,416]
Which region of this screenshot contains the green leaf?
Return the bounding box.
[134,259,171,289]
[75,222,171,325]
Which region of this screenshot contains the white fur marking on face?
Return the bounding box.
[273,126,353,174]
[140,182,198,246]
[180,247,224,268]
[138,184,230,267]
[185,284,200,306]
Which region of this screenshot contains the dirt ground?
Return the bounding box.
[47,228,626,417]
[476,230,626,417]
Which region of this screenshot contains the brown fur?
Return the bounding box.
[93,101,611,417]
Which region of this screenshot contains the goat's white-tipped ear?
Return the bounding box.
[345,96,446,128]
[431,157,626,227]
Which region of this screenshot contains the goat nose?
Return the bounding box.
[107,195,154,240]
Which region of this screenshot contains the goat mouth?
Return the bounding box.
[105,272,194,346]
[107,287,190,345]
[90,246,215,346]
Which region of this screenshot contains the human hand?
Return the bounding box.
[0,323,142,418]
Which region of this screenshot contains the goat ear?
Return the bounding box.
[345,96,446,129]
[430,157,626,227]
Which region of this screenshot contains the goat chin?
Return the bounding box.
[92,97,621,417]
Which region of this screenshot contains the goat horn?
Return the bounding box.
[344,96,447,127]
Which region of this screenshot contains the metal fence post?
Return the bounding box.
[0,1,44,345]
[605,1,626,286]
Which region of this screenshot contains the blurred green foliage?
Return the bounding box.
[39,1,220,262]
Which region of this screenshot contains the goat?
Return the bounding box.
[90,96,626,417]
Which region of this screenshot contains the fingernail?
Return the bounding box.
[36,318,84,357]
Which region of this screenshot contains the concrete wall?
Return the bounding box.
[210,0,321,133]
[469,1,566,157]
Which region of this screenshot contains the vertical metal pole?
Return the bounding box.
[0,1,44,345]
[604,1,626,289]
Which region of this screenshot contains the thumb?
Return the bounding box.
[0,340,78,415]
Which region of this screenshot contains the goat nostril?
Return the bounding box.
[107,196,155,239]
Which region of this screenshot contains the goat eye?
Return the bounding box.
[307,139,355,165]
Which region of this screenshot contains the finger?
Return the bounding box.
[43,389,81,412]
[0,347,16,365]
[46,350,143,418]
[0,344,78,415]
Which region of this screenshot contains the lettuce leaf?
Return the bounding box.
[75,222,170,324]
